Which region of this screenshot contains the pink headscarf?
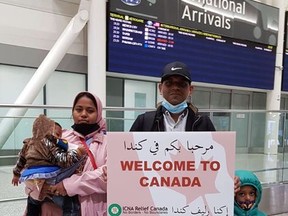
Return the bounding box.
[72,91,106,132]
[91,93,106,132]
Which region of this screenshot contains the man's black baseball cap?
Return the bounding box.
[161,61,191,83]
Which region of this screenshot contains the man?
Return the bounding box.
[130,61,215,132]
[130,61,240,193]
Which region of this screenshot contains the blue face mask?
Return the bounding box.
[162,99,188,114]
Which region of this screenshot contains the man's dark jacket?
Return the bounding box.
[130,103,216,131]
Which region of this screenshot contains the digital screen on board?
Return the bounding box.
[107,12,276,90]
[283,49,288,91]
[282,12,288,92]
[109,0,279,46]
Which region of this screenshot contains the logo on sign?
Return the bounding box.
[108,203,122,216]
[121,0,141,6]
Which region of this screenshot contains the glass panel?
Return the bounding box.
[250,92,266,148]
[0,65,43,150]
[106,77,124,131]
[232,93,250,147]
[252,92,266,109]
[134,92,146,118]
[211,92,230,109]
[124,80,156,131]
[233,93,250,109]
[46,71,86,129]
[250,113,266,147]
[192,90,210,108]
[213,113,230,131]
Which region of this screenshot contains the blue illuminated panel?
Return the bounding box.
[107,13,276,90]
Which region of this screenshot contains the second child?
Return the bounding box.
[234,169,267,216]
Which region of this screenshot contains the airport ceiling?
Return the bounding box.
[60,0,282,8]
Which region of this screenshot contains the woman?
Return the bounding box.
[42,91,107,216]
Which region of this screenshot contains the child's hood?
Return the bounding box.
[32,114,55,139]
[234,169,263,215]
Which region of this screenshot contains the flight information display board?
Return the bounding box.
[283,49,288,91]
[107,12,276,90]
[282,12,288,92]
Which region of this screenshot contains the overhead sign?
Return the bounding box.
[107,132,236,216]
[110,0,279,46]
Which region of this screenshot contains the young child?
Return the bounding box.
[11,114,86,216]
[234,169,267,216]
